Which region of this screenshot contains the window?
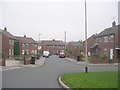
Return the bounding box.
[12,40,14,45]
[22,50,24,55]
[96,38,98,43]
[12,49,14,55]
[26,44,29,47]
[96,38,101,43]
[104,49,108,56]
[35,50,37,54]
[104,36,108,42]
[9,39,11,45]
[9,49,11,55]
[109,35,114,42]
[22,44,24,47]
[35,44,37,47]
[31,50,34,54]
[32,44,34,47]
[99,38,101,42]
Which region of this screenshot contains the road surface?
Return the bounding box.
[2,55,118,88]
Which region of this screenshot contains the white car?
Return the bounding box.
[43,51,50,58]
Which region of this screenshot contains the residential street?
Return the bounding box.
[2,55,118,88]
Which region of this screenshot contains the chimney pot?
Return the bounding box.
[24,35,26,38]
[4,27,7,31]
[112,21,116,27]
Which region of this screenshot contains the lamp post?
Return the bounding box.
[38,34,42,54]
[85,0,88,73]
[64,31,67,54]
[23,43,26,65]
[24,35,27,65]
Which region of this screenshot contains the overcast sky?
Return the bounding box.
[0,0,119,42]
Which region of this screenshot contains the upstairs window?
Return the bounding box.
[99,38,101,42]
[9,39,11,45]
[22,50,24,55]
[22,44,24,47]
[26,44,29,47]
[109,35,114,42]
[32,44,34,47]
[12,40,14,44]
[35,44,38,47]
[104,36,108,42]
[96,38,99,43]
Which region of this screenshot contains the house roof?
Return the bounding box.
[67,41,83,47]
[1,29,17,39]
[94,25,120,38]
[42,40,65,46]
[16,36,37,44]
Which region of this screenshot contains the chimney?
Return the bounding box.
[112,21,116,27]
[53,39,55,41]
[4,27,7,32]
[24,35,26,38]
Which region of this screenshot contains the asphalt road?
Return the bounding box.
[2,55,118,88]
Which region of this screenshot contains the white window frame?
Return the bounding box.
[22,50,24,55]
[109,35,114,42]
[12,40,14,45]
[104,36,108,42]
[9,39,11,45]
[9,49,11,55]
[35,44,37,47]
[26,44,29,47]
[22,44,24,47]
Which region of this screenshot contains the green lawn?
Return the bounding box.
[61,72,118,88]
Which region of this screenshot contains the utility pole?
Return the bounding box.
[64,31,66,44]
[38,34,42,53]
[64,31,67,54]
[85,0,88,73]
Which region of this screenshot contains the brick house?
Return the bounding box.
[84,34,96,56]
[0,29,2,59]
[87,21,120,63]
[16,35,38,55]
[41,39,65,55]
[66,41,84,58]
[1,28,17,58]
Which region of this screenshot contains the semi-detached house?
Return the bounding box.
[1,28,17,58]
[1,27,38,58]
[16,35,38,55]
[87,21,120,63]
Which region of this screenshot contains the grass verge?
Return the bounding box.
[61,72,118,88]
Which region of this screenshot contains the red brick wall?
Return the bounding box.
[98,35,115,55]
[87,35,96,53]
[20,43,38,55]
[2,34,9,58]
[42,41,65,55]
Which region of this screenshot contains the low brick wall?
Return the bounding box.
[89,57,118,64]
[20,59,31,65]
[0,60,6,66]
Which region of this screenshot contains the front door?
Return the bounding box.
[110,49,113,60]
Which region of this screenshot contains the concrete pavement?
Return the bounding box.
[65,57,119,66]
[2,57,46,71]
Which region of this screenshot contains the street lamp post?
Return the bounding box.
[24,43,26,65]
[85,0,88,73]
[38,34,42,54]
[24,35,27,65]
[64,31,66,54]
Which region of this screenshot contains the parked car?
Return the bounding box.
[43,51,50,58]
[59,52,65,58]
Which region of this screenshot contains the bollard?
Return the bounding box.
[85,66,88,73]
